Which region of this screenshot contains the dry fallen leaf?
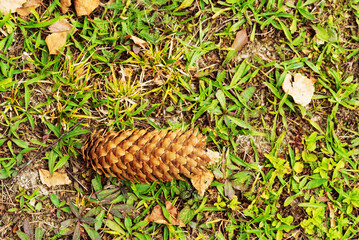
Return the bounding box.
[0,0,27,14]
[190,150,220,196]
[231,29,248,51]
[45,32,67,54]
[191,170,214,197]
[48,19,73,33]
[60,0,71,13]
[0,0,41,16]
[45,32,68,55]
[128,35,147,48]
[38,169,71,187]
[16,0,42,17]
[46,19,73,55]
[282,73,315,107]
[74,0,99,16]
[148,201,185,227]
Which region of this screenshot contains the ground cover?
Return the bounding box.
[0,0,359,239]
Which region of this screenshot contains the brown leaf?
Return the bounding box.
[74,0,99,16]
[282,73,315,106]
[48,19,73,33]
[148,201,185,227]
[148,205,168,224]
[45,31,68,55]
[38,169,71,187]
[60,0,71,13]
[0,0,27,14]
[231,29,248,51]
[16,0,42,17]
[46,18,74,55]
[128,35,147,48]
[191,170,214,197]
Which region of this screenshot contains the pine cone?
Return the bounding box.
[82,128,220,196]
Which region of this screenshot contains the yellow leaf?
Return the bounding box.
[174,0,194,12]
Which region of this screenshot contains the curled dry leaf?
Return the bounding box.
[16,0,41,16]
[74,0,99,16]
[231,29,248,51]
[148,201,185,227]
[282,73,315,107]
[128,35,147,48]
[60,0,71,13]
[46,19,73,55]
[191,170,214,197]
[190,149,221,196]
[38,169,71,187]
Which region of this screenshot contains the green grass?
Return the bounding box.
[0,0,359,239]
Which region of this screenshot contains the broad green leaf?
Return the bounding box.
[178,206,195,224]
[305,178,327,189]
[106,220,126,235]
[95,210,105,231]
[34,228,44,240]
[227,115,252,129]
[83,223,101,240]
[16,232,30,240]
[11,139,29,149]
[312,25,330,41]
[216,90,226,109]
[50,193,60,207]
[298,8,315,20]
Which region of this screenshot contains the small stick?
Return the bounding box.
[66,169,88,192]
[5,120,85,185]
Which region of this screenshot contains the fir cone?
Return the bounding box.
[82,128,220,196]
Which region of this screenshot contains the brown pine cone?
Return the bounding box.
[82,128,220,196]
